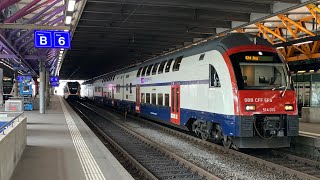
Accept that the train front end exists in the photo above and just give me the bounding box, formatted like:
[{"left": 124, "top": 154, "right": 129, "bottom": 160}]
[
  {"left": 227, "top": 47, "right": 299, "bottom": 148},
  {"left": 65, "top": 82, "right": 80, "bottom": 100}
]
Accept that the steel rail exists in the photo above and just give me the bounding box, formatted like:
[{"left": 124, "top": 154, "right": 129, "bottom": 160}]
[
  {"left": 72, "top": 101, "right": 221, "bottom": 180},
  {"left": 71, "top": 103, "right": 157, "bottom": 180}
]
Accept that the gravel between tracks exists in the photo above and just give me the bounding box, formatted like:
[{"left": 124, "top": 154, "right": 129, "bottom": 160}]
[{"left": 122, "top": 120, "right": 297, "bottom": 180}]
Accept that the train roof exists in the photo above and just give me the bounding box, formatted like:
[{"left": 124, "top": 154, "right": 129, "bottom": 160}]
[{"left": 84, "top": 33, "right": 273, "bottom": 85}]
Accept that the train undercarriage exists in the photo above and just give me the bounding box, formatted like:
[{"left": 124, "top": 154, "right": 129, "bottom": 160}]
[{"left": 191, "top": 115, "right": 297, "bottom": 149}]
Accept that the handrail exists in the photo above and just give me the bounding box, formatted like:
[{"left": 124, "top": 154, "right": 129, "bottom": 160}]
[{"left": 0, "top": 112, "right": 24, "bottom": 135}]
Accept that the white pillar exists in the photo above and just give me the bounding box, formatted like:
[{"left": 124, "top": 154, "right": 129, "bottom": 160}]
[
  {"left": 13, "top": 71, "right": 18, "bottom": 97},
  {"left": 39, "top": 61, "right": 45, "bottom": 114},
  {"left": 45, "top": 71, "right": 50, "bottom": 106}
]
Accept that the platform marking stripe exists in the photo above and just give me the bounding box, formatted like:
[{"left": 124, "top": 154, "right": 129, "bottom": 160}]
[{"left": 59, "top": 97, "right": 106, "bottom": 180}]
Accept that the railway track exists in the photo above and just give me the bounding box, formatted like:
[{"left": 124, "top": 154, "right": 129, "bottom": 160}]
[
  {"left": 81, "top": 101, "right": 320, "bottom": 180},
  {"left": 69, "top": 100, "right": 220, "bottom": 180}
]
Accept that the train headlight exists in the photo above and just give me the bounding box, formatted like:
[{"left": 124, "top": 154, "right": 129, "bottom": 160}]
[
  {"left": 285, "top": 104, "right": 294, "bottom": 111},
  {"left": 245, "top": 104, "right": 256, "bottom": 111}
]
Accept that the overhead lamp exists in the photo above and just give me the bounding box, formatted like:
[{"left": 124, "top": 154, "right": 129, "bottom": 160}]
[
  {"left": 65, "top": 16, "right": 72, "bottom": 24},
  {"left": 293, "top": 41, "right": 313, "bottom": 46},
  {"left": 67, "top": 0, "right": 76, "bottom": 12},
  {"left": 297, "top": 70, "right": 306, "bottom": 73}
]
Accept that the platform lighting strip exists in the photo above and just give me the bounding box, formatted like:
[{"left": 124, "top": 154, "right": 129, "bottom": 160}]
[
  {"left": 56, "top": 0, "right": 76, "bottom": 75},
  {"left": 59, "top": 97, "right": 106, "bottom": 180}
]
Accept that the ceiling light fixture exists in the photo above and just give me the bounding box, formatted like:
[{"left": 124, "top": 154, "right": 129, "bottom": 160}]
[
  {"left": 67, "top": 0, "right": 76, "bottom": 11},
  {"left": 65, "top": 16, "right": 72, "bottom": 24}
]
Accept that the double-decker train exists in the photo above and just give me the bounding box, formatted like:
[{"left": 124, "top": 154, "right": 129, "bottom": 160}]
[
  {"left": 82, "top": 33, "right": 299, "bottom": 149},
  {"left": 63, "top": 81, "right": 80, "bottom": 100}
]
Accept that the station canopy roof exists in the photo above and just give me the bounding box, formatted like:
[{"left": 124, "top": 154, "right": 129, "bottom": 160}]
[{"left": 0, "top": 0, "right": 318, "bottom": 79}]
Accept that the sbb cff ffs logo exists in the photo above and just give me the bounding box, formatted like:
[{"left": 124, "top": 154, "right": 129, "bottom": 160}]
[{"left": 34, "top": 30, "right": 71, "bottom": 49}]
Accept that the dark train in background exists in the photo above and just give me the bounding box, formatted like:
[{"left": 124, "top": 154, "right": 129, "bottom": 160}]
[{"left": 82, "top": 33, "right": 299, "bottom": 149}]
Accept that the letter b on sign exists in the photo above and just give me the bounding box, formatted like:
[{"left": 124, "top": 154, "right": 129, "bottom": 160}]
[
  {"left": 40, "top": 36, "right": 47, "bottom": 45},
  {"left": 34, "top": 31, "right": 52, "bottom": 48}
]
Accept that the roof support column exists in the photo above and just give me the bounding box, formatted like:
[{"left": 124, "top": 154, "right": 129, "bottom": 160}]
[
  {"left": 13, "top": 70, "right": 18, "bottom": 97},
  {"left": 39, "top": 60, "right": 45, "bottom": 114},
  {"left": 46, "top": 70, "right": 50, "bottom": 107}
]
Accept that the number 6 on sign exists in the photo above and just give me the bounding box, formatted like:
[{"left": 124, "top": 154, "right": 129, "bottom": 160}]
[
  {"left": 58, "top": 37, "right": 65, "bottom": 46},
  {"left": 53, "top": 32, "right": 70, "bottom": 48}
]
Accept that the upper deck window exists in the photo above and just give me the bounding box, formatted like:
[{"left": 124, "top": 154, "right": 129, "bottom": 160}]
[
  {"left": 146, "top": 64, "right": 153, "bottom": 76},
  {"left": 141, "top": 66, "right": 148, "bottom": 77},
  {"left": 137, "top": 67, "right": 143, "bottom": 77},
  {"left": 152, "top": 63, "right": 160, "bottom": 75},
  {"left": 158, "top": 60, "right": 167, "bottom": 74},
  {"left": 173, "top": 56, "right": 183, "bottom": 71},
  {"left": 165, "top": 59, "right": 173, "bottom": 73}
]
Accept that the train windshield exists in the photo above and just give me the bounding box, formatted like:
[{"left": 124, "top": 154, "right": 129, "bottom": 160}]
[
  {"left": 230, "top": 51, "right": 291, "bottom": 90},
  {"left": 68, "top": 82, "right": 79, "bottom": 94}
]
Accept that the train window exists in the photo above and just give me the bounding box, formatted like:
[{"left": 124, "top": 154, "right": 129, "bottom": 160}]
[
  {"left": 165, "top": 94, "right": 169, "bottom": 106},
  {"left": 152, "top": 63, "right": 160, "bottom": 75},
  {"left": 199, "top": 54, "right": 205, "bottom": 61},
  {"left": 113, "top": 75, "right": 115, "bottom": 81},
  {"left": 158, "top": 61, "right": 167, "bottom": 74},
  {"left": 137, "top": 67, "right": 143, "bottom": 77},
  {"left": 126, "top": 84, "right": 128, "bottom": 91},
  {"left": 146, "top": 93, "right": 150, "bottom": 104},
  {"left": 158, "top": 93, "right": 163, "bottom": 106},
  {"left": 141, "top": 66, "right": 148, "bottom": 77},
  {"left": 116, "top": 84, "right": 121, "bottom": 93},
  {"left": 141, "top": 93, "right": 145, "bottom": 104},
  {"left": 173, "top": 56, "right": 183, "bottom": 71},
  {"left": 210, "top": 65, "right": 221, "bottom": 88},
  {"left": 126, "top": 94, "right": 128, "bottom": 99},
  {"left": 130, "top": 83, "right": 132, "bottom": 93},
  {"left": 165, "top": 59, "right": 173, "bottom": 73},
  {"left": 146, "top": 64, "right": 153, "bottom": 76},
  {"left": 152, "top": 93, "right": 156, "bottom": 105}
]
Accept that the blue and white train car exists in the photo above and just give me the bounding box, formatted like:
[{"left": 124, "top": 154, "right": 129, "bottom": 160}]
[{"left": 82, "top": 33, "right": 299, "bottom": 149}]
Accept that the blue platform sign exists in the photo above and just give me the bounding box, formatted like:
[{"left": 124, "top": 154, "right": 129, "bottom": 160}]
[
  {"left": 50, "top": 76, "right": 59, "bottom": 83},
  {"left": 34, "top": 30, "right": 70, "bottom": 49},
  {"left": 34, "top": 31, "right": 52, "bottom": 48},
  {"left": 53, "top": 32, "right": 70, "bottom": 48}
]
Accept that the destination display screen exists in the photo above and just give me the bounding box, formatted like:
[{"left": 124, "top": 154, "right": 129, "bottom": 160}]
[{"left": 245, "top": 55, "right": 274, "bottom": 62}]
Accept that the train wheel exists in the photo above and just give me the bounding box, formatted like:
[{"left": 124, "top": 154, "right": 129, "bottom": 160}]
[
  {"left": 222, "top": 136, "right": 232, "bottom": 148},
  {"left": 211, "top": 124, "right": 223, "bottom": 143},
  {"left": 201, "top": 131, "right": 210, "bottom": 141}
]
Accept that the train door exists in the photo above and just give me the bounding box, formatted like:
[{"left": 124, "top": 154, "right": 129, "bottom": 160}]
[
  {"left": 170, "top": 84, "right": 180, "bottom": 125},
  {"left": 136, "top": 85, "right": 140, "bottom": 113}
]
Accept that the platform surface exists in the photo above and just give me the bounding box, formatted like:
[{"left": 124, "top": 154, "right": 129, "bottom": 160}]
[
  {"left": 299, "top": 122, "right": 320, "bottom": 138},
  {"left": 11, "top": 96, "right": 133, "bottom": 180}
]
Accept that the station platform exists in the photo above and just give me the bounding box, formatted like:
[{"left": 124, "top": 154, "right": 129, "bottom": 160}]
[
  {"left": 10, "top": 95, "right": 133, "bottom": 180},
  {"left": 299, "top": 122, "right": 320, "bottom": 138}
]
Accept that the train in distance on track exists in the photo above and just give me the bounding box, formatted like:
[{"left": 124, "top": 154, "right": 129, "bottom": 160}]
[
  {"left": 81, "top": 33, "right": 299, "bottom": 149},
  {"left": 63, "top": 81, "right": 81, "bottom": 100}
]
